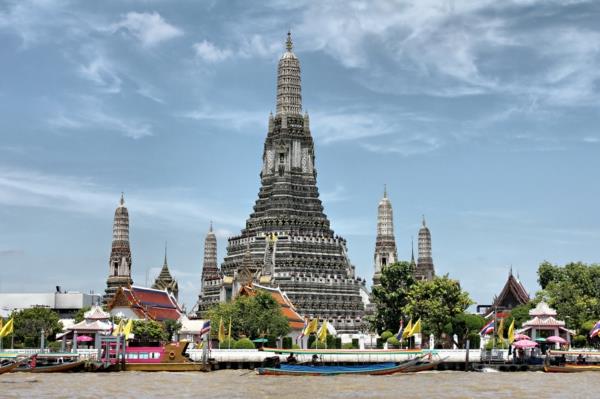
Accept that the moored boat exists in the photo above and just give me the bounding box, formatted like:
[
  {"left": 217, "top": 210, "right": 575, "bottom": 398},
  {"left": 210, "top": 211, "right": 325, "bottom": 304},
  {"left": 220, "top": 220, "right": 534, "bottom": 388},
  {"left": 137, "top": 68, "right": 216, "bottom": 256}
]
[
  {"left": 122, "top": 341, "right": 206, "bottom": 372},
  {"left": 0, "top": 359, "right": 25, "bottom": 375},
  {"left": 544, "top": 350, "right": 600, "bottom": 373},
  {"left": 13, "top": 354, "right": 85, "bottom": 373},
  {"left": 257, "top": 357, "right": 422, "bottom": 376}
]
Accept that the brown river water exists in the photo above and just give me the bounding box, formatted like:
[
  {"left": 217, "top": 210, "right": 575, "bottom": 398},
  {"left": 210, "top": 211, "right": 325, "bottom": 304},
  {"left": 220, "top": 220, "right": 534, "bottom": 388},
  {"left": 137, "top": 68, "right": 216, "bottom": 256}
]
[{"left": 1, "top": 370, "right": 599, "bottom": 399}]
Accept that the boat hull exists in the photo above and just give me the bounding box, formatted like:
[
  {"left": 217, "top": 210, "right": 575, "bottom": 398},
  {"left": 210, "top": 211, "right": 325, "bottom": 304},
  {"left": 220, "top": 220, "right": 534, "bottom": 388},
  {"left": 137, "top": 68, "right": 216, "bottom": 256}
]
[
  {"left": 257, "top": 359, "right": 421, "bottom": 376},
  {"left": 14, "top": 360, "right": 86, "bottom": 373},
  {"left": 0, "top": 362, "right": 21, "bottom": 375},
  {"left": 544, "top": 364, "right": 600, "bottom": 373},
  {"left": 124, "top": 363, "right": 205, "bottom": 372}
]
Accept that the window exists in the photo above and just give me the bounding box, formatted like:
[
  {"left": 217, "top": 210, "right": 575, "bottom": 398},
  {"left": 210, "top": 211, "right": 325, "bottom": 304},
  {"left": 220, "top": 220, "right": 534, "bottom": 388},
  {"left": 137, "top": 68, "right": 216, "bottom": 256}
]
[
  {"left": 139, "top": 353, "right": 149, "bottom": 359},
  {"left": 279, "top": 153, "right": 285, "bottom": 163}
]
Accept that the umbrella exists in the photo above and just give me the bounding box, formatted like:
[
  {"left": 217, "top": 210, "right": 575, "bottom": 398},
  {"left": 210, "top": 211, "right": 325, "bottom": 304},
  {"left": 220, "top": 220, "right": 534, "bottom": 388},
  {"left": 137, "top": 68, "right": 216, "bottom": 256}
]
[
  {"left": 546, "top": 336, "right": 567, "bottom": 344},
  {"left": 252, "top": 338, "right": 268, "bottom": 343},
  {"left": 512, "top": 339, "right": 538, "bottom": 349},
  {"left": 76, "top": 335, "right": 93, "bottom": 342},
  {"left": 514, "top": 334, "right": 530, "bottom": 341},
  {"left": 535, "top": 337, "right": 547, "bottom": 343}
]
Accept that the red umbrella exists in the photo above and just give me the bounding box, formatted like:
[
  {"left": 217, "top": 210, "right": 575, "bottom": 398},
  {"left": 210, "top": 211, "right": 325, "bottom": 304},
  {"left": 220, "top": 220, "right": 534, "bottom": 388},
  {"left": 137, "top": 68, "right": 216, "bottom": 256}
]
[
  {"left": 76, "top": 335, "right": 94, "bottom": 342},
  {"left": 546, "top": 336, "right": 567, "bottom": 344},
  {"left": 512, "top": 339, "right": 538, "bottom": 349},
  {"left": 513, "top": 334, "right": 530, "bottom": 341}
]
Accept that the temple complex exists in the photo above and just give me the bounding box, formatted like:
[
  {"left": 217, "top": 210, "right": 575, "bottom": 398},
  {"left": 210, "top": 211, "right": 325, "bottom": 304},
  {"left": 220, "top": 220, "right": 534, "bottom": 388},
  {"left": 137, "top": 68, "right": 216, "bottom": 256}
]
[
  {"left": 415, "top": 216, "right": 435, "bottom": 281},
  {"left": 108, "top": 285, "right": 183, "bottom": 321},
  {"left": 104, "top": 194, "right": 133, "bottom": 303},
  {"left": 199, "top": 33, "right": 366, "bottom": 333},
  {"left": 372, "top": 185, "right": 398, "bottom": 287},
  {"left": 196, "top": 223, "right": 221, "bottom": 318},
  {"left": 152, "top": 243, "right": 179, "bottom": 300}
]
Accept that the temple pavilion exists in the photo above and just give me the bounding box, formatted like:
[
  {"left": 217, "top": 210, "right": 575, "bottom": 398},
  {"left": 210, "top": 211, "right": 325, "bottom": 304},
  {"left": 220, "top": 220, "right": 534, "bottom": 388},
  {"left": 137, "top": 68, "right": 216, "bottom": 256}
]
[{"left": 518, "top": 302, "right": 575, "bottom": 346}]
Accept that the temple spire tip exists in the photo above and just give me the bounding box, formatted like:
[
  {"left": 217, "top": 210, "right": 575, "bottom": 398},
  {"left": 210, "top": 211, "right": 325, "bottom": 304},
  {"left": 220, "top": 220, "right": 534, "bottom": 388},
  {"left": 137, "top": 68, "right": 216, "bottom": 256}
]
[{"left": 286, "top": 30, "right": 293, "bottom": 51}]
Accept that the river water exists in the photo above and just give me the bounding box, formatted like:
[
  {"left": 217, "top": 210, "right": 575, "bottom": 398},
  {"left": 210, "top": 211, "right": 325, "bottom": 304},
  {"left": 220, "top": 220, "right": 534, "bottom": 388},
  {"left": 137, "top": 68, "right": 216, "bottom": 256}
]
[{"left": 1, "top": 370, "right": 598, "bottom": 398}]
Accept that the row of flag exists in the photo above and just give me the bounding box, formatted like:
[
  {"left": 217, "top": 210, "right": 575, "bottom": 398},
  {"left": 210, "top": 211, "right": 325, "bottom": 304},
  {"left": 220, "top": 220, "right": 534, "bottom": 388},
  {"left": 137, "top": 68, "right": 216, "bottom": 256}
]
[
  {"left": 395, "top": 318, "right": 422, "bottom": 340},
  {"left": 590, "top": 320, "right": 600, "bottom": 338},
  {"left": 479, "top": 318, "right": 516, "bottom": 343},
  {"left": 300, "top": 318, "right": 330, "bottom": 343},
  {"left": 0, "top": 318, "right": 14, "bottom": 338},
  {"left": 112, "top": 319, "right": 133, "bottom": 339}
]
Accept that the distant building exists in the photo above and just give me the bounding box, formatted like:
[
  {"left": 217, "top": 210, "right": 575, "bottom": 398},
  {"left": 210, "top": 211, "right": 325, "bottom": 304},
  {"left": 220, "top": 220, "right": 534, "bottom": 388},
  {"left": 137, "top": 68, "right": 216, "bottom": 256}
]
[
  {"left": 107, "top": 286, "right": 182, "bottom": 321},
  {"left": 518, "top": 302, "right": 575, "bottom": 346},
  {"left": 415, "top": 216, "right": 435, "bottom": 281},
  {"left": 104, "top": 194, "right": 133, "bottom": 303},
  {"left": 372, "top": 185, "right": 398, "bottom": 287},
  {"left": 0, "top": 291, "right": 101, "bottom": 319},
  {"left": 477, "top": 269, "right": 530, "bottom": 315},
  {"left": 152, "top": 244, "right": 179, "bottom": 300}
]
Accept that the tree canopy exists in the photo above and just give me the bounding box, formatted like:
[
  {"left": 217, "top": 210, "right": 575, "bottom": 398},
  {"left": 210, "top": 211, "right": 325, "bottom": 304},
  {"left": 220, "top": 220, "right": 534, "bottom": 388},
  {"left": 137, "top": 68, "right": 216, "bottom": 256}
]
[
  {"left": 132, "top": 320, "right": 168, "bottom": 342},
  {"left": 370, "top": 261, "right": 416, "bottom": 333},
  {"left": 207, "top": 291, "right": 290, "bottom": 339},
  {"left": 11, "top": 307, "right": 63, "bottom": 347},
  {"left": 404, "top": 275, "right": 473, "bottom": 339},
  {"left": 536, "top": 261, "right": 600, "bottom": 331}
]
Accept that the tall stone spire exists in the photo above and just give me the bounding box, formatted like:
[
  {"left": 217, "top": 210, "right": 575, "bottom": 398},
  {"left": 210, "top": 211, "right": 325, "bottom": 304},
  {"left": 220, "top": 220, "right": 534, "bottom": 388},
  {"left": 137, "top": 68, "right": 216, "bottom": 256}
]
[
  {"left": 373, "top": 185, "right": 398, "bottom": 287},
  {"left": 216, "top": 33, "right": 365, "bottom": 333},
  {"left": 104, "top": 193, "right": 133, "bottom": 303},
  {"left": 196, "top": 222, "right": 221, "bottom": 318},
  {"left": 416, "top": 215, "right": 435, "bottom": 281},
  {"left": 152, "top": 242, "right": 179, "bottom": 300},
  {"left": 276, "top": 31, "right": 302, "bottom": 116}
]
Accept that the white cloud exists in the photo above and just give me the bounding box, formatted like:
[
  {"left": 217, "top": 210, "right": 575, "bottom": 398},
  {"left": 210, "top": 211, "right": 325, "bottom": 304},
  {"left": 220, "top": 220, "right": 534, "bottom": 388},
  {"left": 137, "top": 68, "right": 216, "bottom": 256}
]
[
  {"left": 362, "top": 135, "right": 442, "bottom": 156},
  {"left": 180, "top": 106, "right": 266, "bottom": 132},
  {"left": 111, "top": 12, "right": 183, "bottom": 47},
  {"left": 78, "top": 55, "right": 122, "bottom": 94},
  {"left": 193, "top": 40, "right": 232, "bottom": 62}
]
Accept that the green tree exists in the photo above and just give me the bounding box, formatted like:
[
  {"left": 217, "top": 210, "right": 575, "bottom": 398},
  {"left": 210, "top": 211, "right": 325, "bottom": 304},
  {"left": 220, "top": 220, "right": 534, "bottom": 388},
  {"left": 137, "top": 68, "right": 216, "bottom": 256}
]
[
  {"left": 132, "top": 320, "right": 168, "bottom": 342},
  {"left": 73, "top": 306, "right": 91, "bottom": 324},
  {"left": 403, "top": 275, "right": 473, "bottom": 342},
  {"left": 163, "top": 319, "right": 182, "bottom": 341},
  {"left": 505, "top": 302, "right": 534, "bottom": 329},
  {"left": 207, "top": 291, "right": 290, "bottom": 340},
  {"left": 11, "top": 307, "right": 63, "bottom": 347},
  {"left": 371, "top": 261, "right": 417, "bottom": 333},
  {"left": 535, "top": 261, "right": 600, "bottom": 332},
  {"left": 451, "top": 313, "right": 486, "bottom": 348}
]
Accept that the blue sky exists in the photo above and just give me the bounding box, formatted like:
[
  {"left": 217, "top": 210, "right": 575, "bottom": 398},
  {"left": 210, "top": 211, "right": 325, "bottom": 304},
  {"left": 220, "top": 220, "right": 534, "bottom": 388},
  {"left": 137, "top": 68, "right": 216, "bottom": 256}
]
[{"left": 1, "top": 0, "right": 599, "bottom": 311}]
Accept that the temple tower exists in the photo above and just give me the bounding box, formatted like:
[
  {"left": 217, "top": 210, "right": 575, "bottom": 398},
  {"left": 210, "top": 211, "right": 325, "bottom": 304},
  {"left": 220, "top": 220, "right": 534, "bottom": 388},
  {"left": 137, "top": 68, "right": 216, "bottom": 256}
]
[
  {"left": 416, "top": 216, "right": 435, "bottom": 281},
  {"left": 152, "top": 243, "right": 179, "bottom": 300},
  {"left": 104, "top": 193, "right": 133, "bottom": 303},
  {"left": 218, "top": 32, "right": 365, "bottom": 333},
  {"left": 196, "top": 223, "right": 221, "bottom": 317},
  {"left": 372, "top": 185, "right": 398, "bottom": 287}
]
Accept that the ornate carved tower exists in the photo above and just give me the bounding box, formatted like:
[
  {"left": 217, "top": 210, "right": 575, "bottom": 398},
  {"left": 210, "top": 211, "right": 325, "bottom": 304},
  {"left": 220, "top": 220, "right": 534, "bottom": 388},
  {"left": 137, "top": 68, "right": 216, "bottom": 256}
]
[
  {"left": 104, "top": 193, "right": 133, "bottom": 303},
  {"left": 416, "top": 216, "right": 435, "bottom": 281},
  {"left": 372, "top": 185, "right": 398, "bottom": 287},
  {"left": 219, "top": 33, "right": 365, "bottom": 332},
  {"left": 196, "top": 223, "right": 221, "bottom": 317}
]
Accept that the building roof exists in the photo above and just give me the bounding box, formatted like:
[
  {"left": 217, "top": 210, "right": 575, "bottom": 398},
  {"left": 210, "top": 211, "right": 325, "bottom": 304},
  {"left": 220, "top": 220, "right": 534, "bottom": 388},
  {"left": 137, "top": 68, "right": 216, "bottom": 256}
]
[
  {"left": 529, "top": 301, "right": 557, "bottom": 316},
  {"left": 239, "top": 283, "right": 305, "bottom": 330},
  {"left": 84, "top": 305, "right": 110, "bottom": 320},
  {"left": 108, "top": 285, "right": 182, "bottom": 321},
  {"left": 493, "top": 271, "right": 530, "bottom": 309}
]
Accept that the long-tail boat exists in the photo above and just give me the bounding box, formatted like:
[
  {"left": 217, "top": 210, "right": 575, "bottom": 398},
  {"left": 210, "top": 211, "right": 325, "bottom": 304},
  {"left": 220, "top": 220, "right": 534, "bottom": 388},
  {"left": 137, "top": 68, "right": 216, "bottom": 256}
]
[
  {"left": 544, "top": 350, "right": 600, "bottom": 373},
  {"left": 257, "top": 357, "right": 423, "bottom": 376},
  {"left": 13, "top": 354, "right": 85, "bottom": 373},
  {"left": 0, "top": 359, "right": 26, "bottom": 375}
]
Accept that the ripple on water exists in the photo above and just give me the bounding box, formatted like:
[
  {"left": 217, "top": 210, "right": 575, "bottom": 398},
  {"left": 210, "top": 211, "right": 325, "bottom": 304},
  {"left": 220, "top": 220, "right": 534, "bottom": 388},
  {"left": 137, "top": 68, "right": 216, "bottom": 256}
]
[{"left": 1, "top": 370, "right": 600, "bottom": 399}]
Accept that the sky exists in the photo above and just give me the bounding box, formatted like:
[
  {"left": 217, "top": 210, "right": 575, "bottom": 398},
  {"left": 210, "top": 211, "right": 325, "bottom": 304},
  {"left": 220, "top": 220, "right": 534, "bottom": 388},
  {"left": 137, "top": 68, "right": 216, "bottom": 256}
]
[{"left": 1, "top": 0, "right": 599, "bottom": 312}]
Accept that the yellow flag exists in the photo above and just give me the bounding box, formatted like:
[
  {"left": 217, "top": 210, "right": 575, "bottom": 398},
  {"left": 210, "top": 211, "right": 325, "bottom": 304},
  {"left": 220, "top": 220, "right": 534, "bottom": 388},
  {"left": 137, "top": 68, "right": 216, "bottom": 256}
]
[
  {"left": 112, "top": 320, "right": 123, "bottom": 336},
  {"left": 497, "top": 318, "right": 505, "bottom": 344},
  {"left": 0, "top": 318, "right": 13, "bottom": 337},
  {"left": 218, "top": 318, "right": 226, "bottom": 343},
  {"left": 317, "top": 321, "right": 328, "bottom": 343},
  {"left": 122, "top": 319, "right": 133, "bottom": 339},
  {"left": 508, "top": 319, "right": 515, "bottom": 344},
  {"left": 402, "top": 319, "right": 413, "bottom": 339},
  {"left": 304, "top": 318, "right": 318, "bottom": 335},
  {"left": 0, "top": 318, "right": 3, "bottom": 333},
  {"left": 410, "top": 319, "right": 422, "bottom": 336},
  {"left": 228, "top": 317, "right": 232, "bottom": 340}
]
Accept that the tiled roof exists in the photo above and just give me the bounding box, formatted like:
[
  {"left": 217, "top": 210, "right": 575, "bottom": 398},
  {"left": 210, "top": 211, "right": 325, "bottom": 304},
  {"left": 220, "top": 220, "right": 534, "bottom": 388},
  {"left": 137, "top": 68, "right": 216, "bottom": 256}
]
[
  {"left": 529, "top": 301, "right": 557, "bottom": 316},
  {"left": 493, "top": 272, "right": 529, "bottom": 308},
  {"left": 523, "top": 316, "right": 565, "bottom": 327},
  {"left": 239, "top": 283, "right": 305, "bottom": 330},
  {"left": 109, "top": 285, "right": 182, "bottom": 321}
]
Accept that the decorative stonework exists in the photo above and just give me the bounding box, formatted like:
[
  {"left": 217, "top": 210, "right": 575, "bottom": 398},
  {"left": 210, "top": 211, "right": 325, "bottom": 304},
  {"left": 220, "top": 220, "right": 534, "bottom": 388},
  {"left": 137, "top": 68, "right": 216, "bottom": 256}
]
[
  {"left": 372, "top": 185, "right": 398, "bottom": 287},
  {"left": 104, "top": 193, "right": 133, "bottom": 303},
  {"left": 415, "top": 216, "right": 435, "bottom": 281},
  {"left": 196, "top": 223, "right": 221, "bottom": 318},
  {"left": 218, "top": 33, "right": 366, "bottom": 333},
  {"left": 152, "top": 243, "right": 179, "bottom": 300}
]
